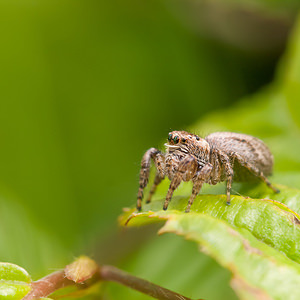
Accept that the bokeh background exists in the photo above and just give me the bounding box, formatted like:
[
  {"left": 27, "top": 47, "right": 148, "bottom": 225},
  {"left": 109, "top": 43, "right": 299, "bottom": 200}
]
[{"left": 1, "top": 0, "right": 300, "bottom": 299}]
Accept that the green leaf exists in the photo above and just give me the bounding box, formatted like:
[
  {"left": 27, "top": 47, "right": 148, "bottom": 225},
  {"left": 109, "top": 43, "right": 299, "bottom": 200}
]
[
  {"left": 122, "top": 183, "right": 300, "bottom": 261},
  {"left": 121, "top": 192, "right": 300, "bottom": 299},
  {"left": 239, "top": 182, "right": 300, "bottom": 215},
  {"left": 0, "top": 262, "right": 32, "bottom": 300}
]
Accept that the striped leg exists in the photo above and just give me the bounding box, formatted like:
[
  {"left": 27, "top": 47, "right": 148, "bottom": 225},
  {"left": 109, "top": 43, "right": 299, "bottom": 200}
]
[
  {"left": 163, "top": 155, "right": 197, "bottom": 211},
  {"left": 137, "top": 148, "right": 164, "bottom": 211},
  {"left": 146, "top": 172, "right": 164, "bottom": 204},
  {"left": 185, "top": 163, "right": 213, "bottom": 212}
]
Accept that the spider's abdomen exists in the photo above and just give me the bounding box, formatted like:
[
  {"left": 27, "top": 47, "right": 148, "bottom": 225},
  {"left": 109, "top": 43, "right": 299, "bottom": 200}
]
[{"left": 205, "top": 132, "right": 273, "bottom": 181}]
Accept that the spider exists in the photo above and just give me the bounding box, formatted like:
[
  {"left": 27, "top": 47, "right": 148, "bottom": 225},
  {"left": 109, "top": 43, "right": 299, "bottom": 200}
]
[{"left": 136, "top": 131, "right": 279, "bottom": 213}]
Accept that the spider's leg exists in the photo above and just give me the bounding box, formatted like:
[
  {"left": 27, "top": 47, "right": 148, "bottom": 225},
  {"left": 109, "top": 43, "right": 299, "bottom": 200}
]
[
  {"left": 185, "top": 163, "right": 212, "bottom": 213},
  {"left": 146, "top": 172, "right": 164, "bottom": 204},
  {"left": 163, "top": 155, "right": 197, "bottom": 211},
  {"left": 146, "top": 151, "right": 165, "bottom": 204},
  {"left": 209, "top": 149, "right": 221, "bottom": 185},
  {"left": 231, "top": 152, "right": 280, "bottom": 194},
  {"left": 218, "top": 151, "right": 234, "bottom": 205},
  {"left": 137, "top": 148, "right": 164, "bottom": 211}
]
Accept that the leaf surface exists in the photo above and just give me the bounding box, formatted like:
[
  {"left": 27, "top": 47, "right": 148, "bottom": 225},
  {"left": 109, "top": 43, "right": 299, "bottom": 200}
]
[
  {"left": 0, "top": 262, "right": 32, "bottom": 300},
  {"left": 121, "top": 191, "right": 300, "bottom": 299}
]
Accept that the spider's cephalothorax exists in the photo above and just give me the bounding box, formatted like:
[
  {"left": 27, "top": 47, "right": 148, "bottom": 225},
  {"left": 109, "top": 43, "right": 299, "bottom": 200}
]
[{"left": 136, "top": 131, "right": 279, "bottom": 213}]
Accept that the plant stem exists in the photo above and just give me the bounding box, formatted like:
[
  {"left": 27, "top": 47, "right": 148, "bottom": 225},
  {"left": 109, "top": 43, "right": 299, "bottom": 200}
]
[
  {"left": 22, "top": 263, "right": 200, "bottom": 300},
  {"left": 23, "top": 270, "right": 74, "bottom": 300},
  {"left": 99, "top": 265, "right": 198, "bottom": 300}
]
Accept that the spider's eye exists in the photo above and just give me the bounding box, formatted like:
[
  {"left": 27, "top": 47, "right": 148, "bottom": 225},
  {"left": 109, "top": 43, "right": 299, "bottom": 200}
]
[
  {"left": 182, "top": 138, "right": 186, "bottom": 143},
  {"left": 168, "top": 133, "right": 172, "bottom": 142},
  {"left": 173, "top": 136, "right": 179, "bottom": 144}
]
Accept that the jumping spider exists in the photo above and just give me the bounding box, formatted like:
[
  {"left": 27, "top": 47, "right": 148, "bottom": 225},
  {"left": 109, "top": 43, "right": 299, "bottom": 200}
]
[{"left": 137, "top": 131, "right": 279, "bottom": 213}]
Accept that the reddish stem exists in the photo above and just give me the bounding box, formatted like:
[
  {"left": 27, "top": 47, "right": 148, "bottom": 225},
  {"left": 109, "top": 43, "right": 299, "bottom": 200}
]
[
  {"left": 22, "top": 264, "right": 201, "bottom": 300},
  {"left": 23, "top": 271, "right": 74, "bottom": 300},
  {"left": 99, "top": 265, "right": 198, "bottom": 300}
]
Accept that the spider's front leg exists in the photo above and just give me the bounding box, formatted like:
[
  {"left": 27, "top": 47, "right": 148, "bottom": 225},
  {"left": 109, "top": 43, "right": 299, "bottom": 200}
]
[
  {"left": 137, "top": 148, "right": 165, "bottom": 211},
  {"left": 163, "top": 155, "right": 197, "bottom": 211},
  {"left": 146, "top": 172, "right": 164, "bottom": 204},
  {"left": 185, "top": 163, "right": 213, "bottom": 213}
]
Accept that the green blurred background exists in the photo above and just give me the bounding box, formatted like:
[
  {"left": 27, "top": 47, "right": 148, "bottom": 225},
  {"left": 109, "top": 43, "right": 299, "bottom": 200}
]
[{"left": 0, "top": 0, "right": 300, "bottom": 298}]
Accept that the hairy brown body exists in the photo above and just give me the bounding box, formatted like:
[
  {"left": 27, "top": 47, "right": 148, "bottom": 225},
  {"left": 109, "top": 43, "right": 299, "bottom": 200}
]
[{"left": 137, "top": 131, "right": 279, "bottom": 213}]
